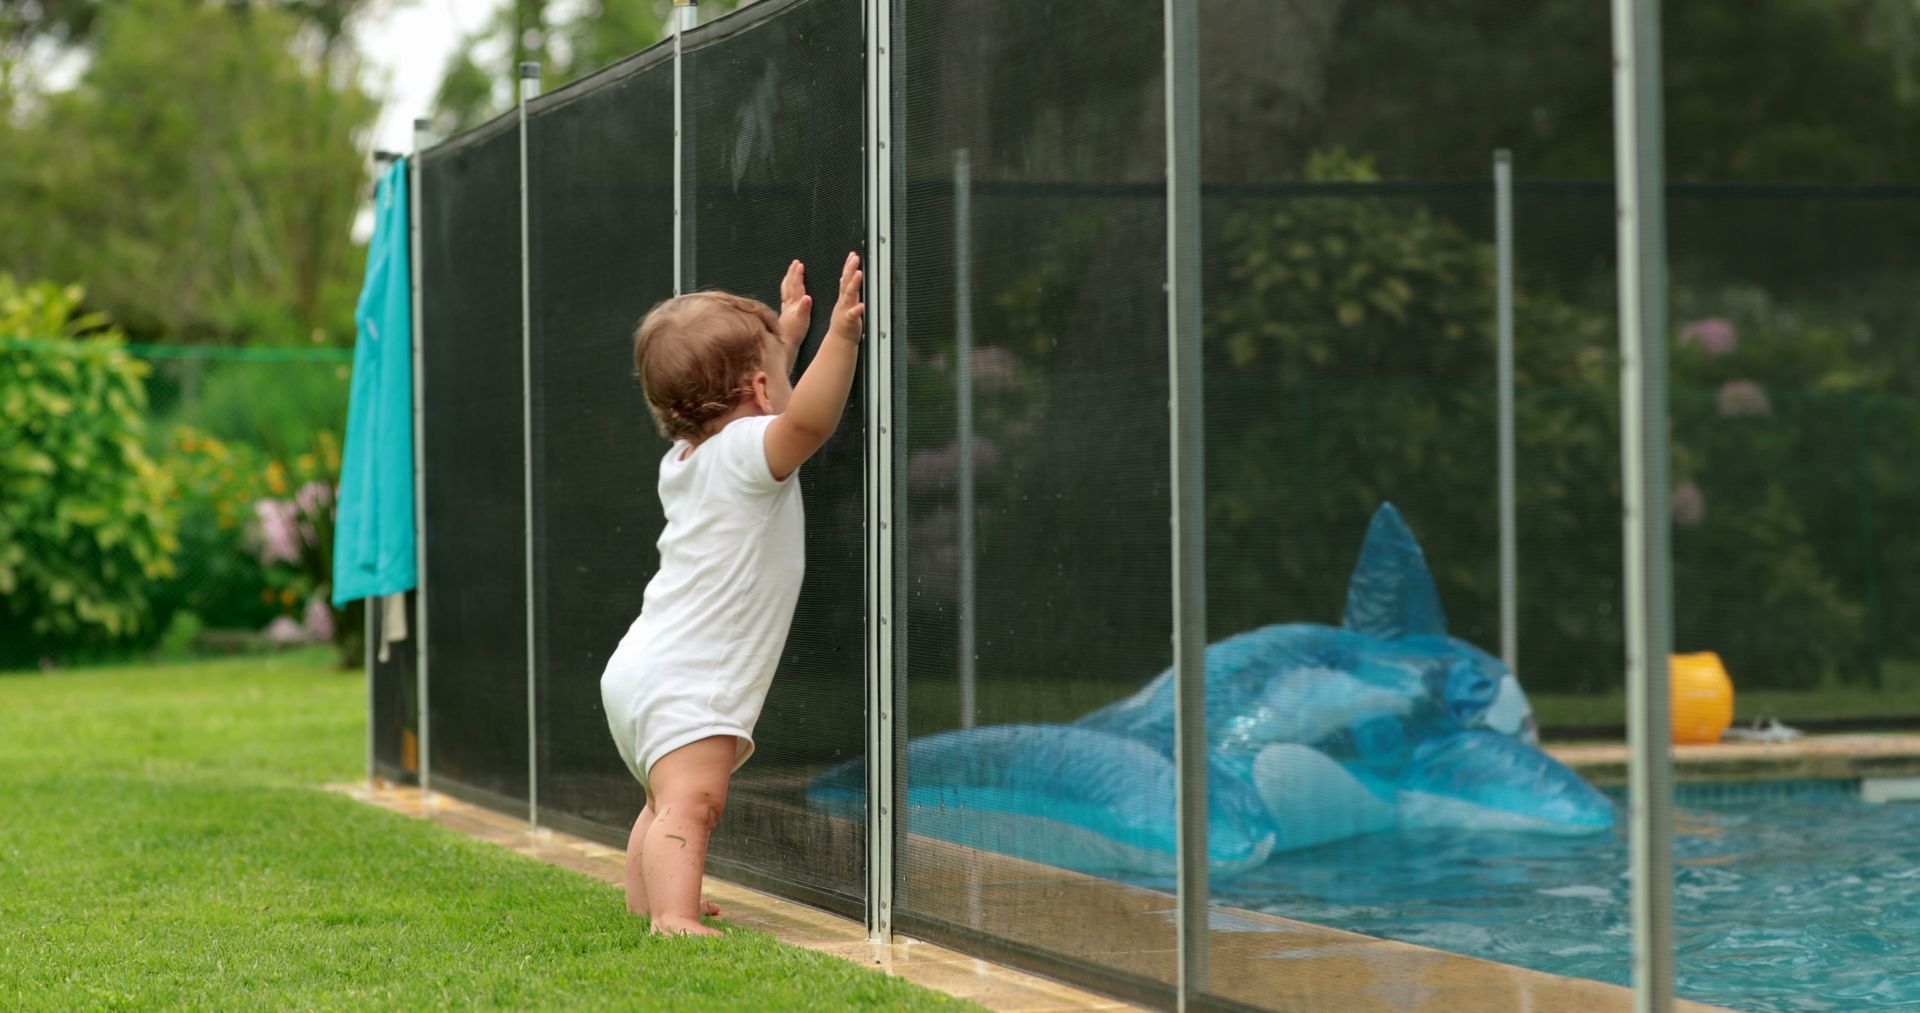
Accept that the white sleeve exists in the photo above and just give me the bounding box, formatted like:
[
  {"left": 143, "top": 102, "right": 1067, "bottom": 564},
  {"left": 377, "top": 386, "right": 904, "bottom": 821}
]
[{"left": 716, "top": 415, "right": 788, "bottom": 495}]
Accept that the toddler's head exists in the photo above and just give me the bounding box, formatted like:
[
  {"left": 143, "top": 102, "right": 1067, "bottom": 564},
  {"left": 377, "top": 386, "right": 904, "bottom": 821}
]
[{"left": 632, "top": 291, "right": 792, "bottom": 443}]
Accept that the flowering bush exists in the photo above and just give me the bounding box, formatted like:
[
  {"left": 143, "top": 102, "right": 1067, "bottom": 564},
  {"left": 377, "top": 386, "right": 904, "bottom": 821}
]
[
  {"left": 154, "top": 425, "right": 357, "bottom": 663},
  {"left": 250, "top": 431, "right": 356, "bottom": 663}
]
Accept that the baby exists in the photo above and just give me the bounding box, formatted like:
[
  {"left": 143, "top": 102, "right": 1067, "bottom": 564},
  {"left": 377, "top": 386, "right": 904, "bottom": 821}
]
[{"left": 600, "top": 253, "right": 865, "bottom": 936}]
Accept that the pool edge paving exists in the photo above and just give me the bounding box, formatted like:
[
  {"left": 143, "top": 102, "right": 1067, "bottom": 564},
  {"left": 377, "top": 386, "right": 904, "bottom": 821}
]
[
  {"left": 1550, "top": 734, "right": 1920, "bottom": 788},
  {"left": 332, "top": 781, "right": 1721, "bottom": 1011}
]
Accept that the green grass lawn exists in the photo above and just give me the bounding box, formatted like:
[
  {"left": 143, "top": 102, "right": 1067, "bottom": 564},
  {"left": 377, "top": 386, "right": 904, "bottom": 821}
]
[{"left": 0, "top": 652, "right": 968, "bottom": 1010}]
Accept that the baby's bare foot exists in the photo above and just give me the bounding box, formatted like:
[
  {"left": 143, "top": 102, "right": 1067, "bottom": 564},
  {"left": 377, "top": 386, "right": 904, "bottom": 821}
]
[
  {"left": 632, "top": 900, "right": 719, "bottom": 919},
  {"left": 651, "top": 915, "right": 722, "bottom": 937}
]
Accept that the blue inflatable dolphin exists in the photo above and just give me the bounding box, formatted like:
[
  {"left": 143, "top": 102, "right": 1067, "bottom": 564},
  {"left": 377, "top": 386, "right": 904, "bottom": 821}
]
[{"left": 808, "top": 504, "right": 1614, "bottom": 879}]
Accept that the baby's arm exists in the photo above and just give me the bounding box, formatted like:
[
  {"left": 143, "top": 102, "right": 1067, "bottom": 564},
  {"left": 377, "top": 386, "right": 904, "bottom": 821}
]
[{"left": 765, "top": 252, "right": 864, "bottom": 481}]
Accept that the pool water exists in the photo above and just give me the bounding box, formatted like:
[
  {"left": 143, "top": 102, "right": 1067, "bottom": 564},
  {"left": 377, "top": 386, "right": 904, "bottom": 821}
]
[{"left": 1209, "top": 784, "right": 1920, "bottom": 1011}]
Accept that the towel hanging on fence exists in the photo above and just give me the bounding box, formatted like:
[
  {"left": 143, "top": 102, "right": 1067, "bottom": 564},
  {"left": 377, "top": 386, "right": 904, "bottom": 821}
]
[{"left": 333, "top": 158, "right": 417, "bottom": 605}]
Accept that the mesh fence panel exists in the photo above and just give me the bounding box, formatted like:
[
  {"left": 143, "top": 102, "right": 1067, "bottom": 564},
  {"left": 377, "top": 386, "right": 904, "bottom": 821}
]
[
  {"left": 1666, "top": 185, "right": 1920, "bottom": 1005},
  {"left": 681, "top": 0, "right": 867, "bottom": 912},
  {"left": 525, "top": 49, "right": 677, "bottom": 842},
  {"left": 1196, "top": 3, "right": 1629, "bottom": 1006},
  {"left": 1666, "top": 187, "right": 1920, "bottom": 712},
  {"left": 420, "top": 117, "right": 530, "bottom": 811},
  {"left": 370, "top": 591, "right": 418, "bottom": 782},
  {"left": 890, "top": 0, "right": 1175, "bottom": 997}
]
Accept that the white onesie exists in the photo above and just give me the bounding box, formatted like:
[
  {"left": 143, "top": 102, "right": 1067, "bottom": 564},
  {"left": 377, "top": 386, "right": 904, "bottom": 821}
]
[{"left": 600, "top": 414, "right": 805, "bottom": 793}]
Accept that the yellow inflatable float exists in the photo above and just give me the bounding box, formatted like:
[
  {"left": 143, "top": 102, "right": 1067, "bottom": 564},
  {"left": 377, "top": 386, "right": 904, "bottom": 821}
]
[{"left": 1670, "top": 652, "right": 1735, "bottom": 745}]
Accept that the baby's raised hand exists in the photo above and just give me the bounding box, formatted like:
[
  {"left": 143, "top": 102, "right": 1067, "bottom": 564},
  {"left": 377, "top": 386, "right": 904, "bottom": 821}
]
[
  {"left": 827, "top": 252, "right": 865, "bottom": 344},
  {"left": 777, "top": 259, "right": 812, "bottom": 352}
]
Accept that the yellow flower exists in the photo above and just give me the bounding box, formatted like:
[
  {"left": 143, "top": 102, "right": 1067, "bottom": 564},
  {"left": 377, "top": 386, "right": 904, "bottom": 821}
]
[
  {"left": 260, "top": 590, "right": 275, "bottom": 603},
  {"left": 280, "top": 588, "right": 297, "bottom": 606}
]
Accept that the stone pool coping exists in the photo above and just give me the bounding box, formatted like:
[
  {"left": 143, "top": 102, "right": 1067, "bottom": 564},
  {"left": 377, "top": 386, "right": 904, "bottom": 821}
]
[
  {"left": 336, "top": 780, "right": 1716, "bottom": 1011},
  {"left": 1548, "top": 733, "right": 1920, "bottom": 788}
]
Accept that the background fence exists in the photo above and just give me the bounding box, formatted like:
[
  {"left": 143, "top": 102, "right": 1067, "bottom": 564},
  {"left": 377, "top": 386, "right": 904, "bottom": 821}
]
[{"left": 361, "top": 0, "right": 1919, "bottom": 1007}]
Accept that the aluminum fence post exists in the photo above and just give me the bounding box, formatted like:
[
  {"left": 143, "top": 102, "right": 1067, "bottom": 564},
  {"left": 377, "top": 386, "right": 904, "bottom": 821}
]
[
  {"left": 520, "top": 61, "right": 542, "bottom": 831},
  {"left": 864, "top": 0, "right": 898, "bottom": 944},
  {"left": 1165, "top": 0, "right": 1208, "bottom": 1005},
  {"left": 1610, "top": 0, "right": 1677, "bottom": 1007}
]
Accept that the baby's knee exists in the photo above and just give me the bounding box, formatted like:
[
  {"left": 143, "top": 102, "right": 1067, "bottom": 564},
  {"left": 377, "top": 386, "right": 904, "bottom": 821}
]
[{"left": 661, "top": 790, "right": 726, "bottom": 829}]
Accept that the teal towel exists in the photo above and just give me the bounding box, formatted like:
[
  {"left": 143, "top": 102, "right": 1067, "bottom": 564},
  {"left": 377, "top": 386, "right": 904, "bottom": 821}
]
[{"left": 333, "top": 158, "right": 417, "bottom": 605}]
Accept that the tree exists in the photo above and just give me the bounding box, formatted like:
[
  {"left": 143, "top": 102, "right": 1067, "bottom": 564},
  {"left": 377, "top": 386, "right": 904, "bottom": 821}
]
[
  {"left": 431, "top": 0, "right": 741, "bottom": 134},
  {"left": 1313, "top": 0, "right": 1920, "bottom": 182},
  {"left": 0, "top": 0, "right": 376, "bottom": 343}
]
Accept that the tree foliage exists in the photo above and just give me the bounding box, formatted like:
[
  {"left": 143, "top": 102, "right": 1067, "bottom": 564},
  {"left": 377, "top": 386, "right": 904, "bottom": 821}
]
[
  {"left": 0, "top": 0, "right": 375, "bottom": 344},
  {"left": 1315, "top": 0, "right": 1920, "bottom": 181},
  {"left": 432, "top": 0, "right": 742, "bottom": 134}
]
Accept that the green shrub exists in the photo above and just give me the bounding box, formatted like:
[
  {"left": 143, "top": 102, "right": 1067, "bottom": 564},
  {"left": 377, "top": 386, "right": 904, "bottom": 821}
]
[
  {"left": 168, "top": 355, "right": 350, "bottom": 460},
  {"left": 0, "top": 277, "right": 177, "bottom": 662},
  {"left": 157, "top": 610, "right": 206, "bottom": 659}
]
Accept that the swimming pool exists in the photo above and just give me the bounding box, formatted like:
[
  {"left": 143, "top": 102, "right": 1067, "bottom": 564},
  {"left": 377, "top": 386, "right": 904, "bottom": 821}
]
[{"left": 1206, "top": 782, "right": 1920, "bottom": 1011}]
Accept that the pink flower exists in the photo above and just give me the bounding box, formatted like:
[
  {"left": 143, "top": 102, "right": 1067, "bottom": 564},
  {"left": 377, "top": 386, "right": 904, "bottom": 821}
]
[
  {"left": 908, "top": 439, "right": 1002, "bottom": 493},
  {"left": 1671, "top": 481, "right": 1705, "bottom": 527},
  {"left": 296, "top": 481, "right": 333, "bottom": 518},
  {"left": 252, "top": 499, "right": 302, "bottom": 564},
  {"left": 263, "top": 615, "right": 307, "bottom": 643},
  {"left": 1679, "top": 318, "right": 1737, "bottom": 357},
  {"left": 303, "top": 597, "right": 334, "bottom": 641},
  {"left": 1716, "top": 379, "right": 1772, "bottom": 418},
  {"left": 970, "top": 346, "right": 1021, "bottom": 392}
]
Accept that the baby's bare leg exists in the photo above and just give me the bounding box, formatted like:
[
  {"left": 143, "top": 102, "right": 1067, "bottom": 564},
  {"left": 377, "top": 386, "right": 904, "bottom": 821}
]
[
  {"left": 643, "top": 736, "right": 737, "bottom": 936},
  {"left": 625, "top": 801, "right": 721, "bottom": 920},
  {"left": 624, "top": 803, "right": 655, "bottom": 916}
]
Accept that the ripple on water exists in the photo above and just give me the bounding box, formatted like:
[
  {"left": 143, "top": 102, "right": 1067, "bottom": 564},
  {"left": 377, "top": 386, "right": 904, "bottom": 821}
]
[{"left": 1201, "top": 794, "right": 1920, "bottom": 1010}]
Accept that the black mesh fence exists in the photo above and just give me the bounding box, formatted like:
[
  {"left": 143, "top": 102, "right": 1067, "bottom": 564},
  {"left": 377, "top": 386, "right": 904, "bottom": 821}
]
[
  {"left": 370, "top": 591, "right": 418, "bottom": 783},
  {"left": 680, "top": 0, "right": 868, "bottom": 914},
  {"left": 420, "top": 115, "right": 530, "bottom": 812},
  {"left": 1190, "top": 2, "right": 1630, "bottom": 1006},
  {"left": 524, "top": 50, "right": 676, "bottom": 846},
  {"left": 889, "top": 0, "right": 1175, "bottom": 997},
  {"left": 1666, "top": 186, "right": 1920, "bottom": 711}
]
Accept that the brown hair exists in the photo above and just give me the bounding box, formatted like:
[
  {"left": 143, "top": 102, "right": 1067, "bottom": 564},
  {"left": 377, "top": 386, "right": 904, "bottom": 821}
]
[{"left": 631, "top": 291, "right": 779, "bottom": 442}]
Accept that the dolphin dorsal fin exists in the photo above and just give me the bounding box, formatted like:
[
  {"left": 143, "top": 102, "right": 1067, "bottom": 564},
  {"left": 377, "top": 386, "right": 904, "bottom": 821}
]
[{"left": 1342, "top": 503, "right": 1448, "bottom": 639}]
